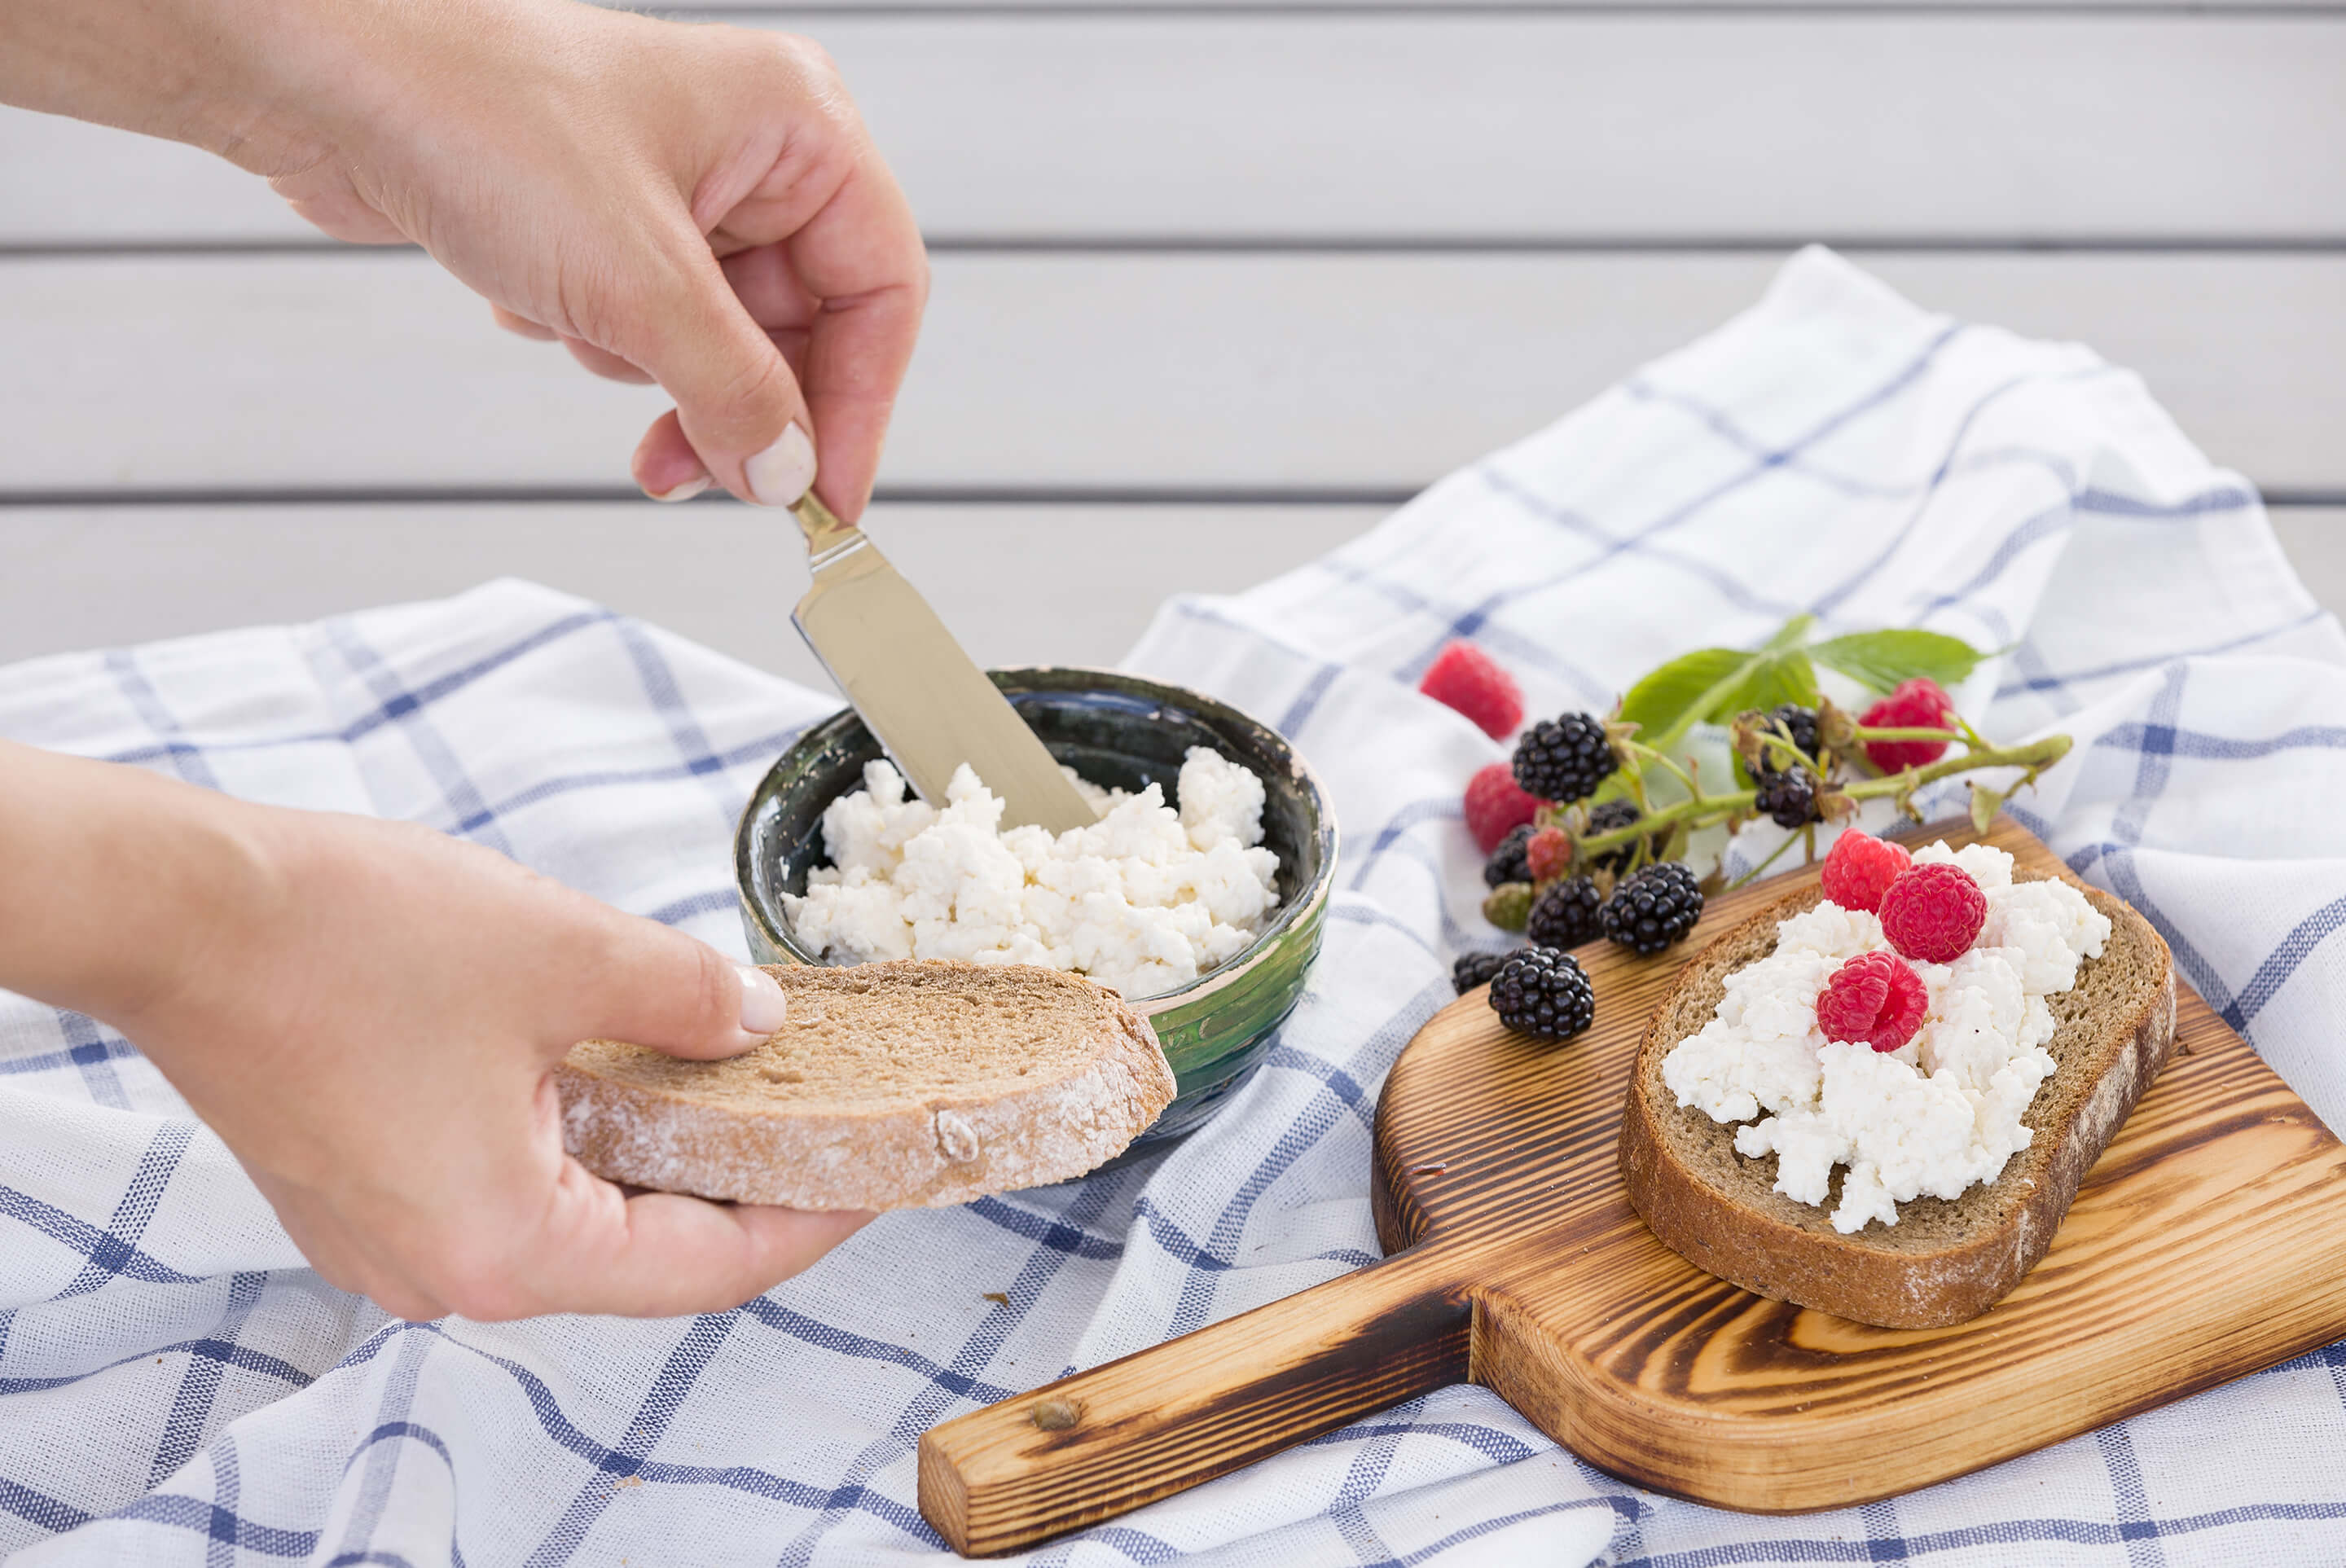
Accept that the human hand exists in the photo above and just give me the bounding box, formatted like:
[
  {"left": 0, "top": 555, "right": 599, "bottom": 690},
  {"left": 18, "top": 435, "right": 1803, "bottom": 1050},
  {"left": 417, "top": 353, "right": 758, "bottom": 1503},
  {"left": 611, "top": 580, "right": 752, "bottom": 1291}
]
[
  {"left": 0, "top": 0, "right": 925, "bottom": 515},
  {"left": 282, "top": 0, "right": 926, "bottom": 515},
  {"left": 0, "top": 741, "right": 864, "bottom": 1321}
]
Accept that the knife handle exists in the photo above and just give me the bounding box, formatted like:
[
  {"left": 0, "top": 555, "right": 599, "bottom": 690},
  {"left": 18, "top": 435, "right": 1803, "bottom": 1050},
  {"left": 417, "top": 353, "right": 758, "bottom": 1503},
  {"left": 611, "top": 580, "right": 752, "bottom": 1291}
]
[{"left": 793, "top": 490, "right": 864, "bottom": 565}]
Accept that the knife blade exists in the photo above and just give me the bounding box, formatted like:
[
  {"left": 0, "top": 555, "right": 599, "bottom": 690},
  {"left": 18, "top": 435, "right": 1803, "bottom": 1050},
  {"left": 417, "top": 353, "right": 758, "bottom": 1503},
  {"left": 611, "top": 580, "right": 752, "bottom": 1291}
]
[{"left": 789, "top": 491, "right": 1099, "bottom": 835}]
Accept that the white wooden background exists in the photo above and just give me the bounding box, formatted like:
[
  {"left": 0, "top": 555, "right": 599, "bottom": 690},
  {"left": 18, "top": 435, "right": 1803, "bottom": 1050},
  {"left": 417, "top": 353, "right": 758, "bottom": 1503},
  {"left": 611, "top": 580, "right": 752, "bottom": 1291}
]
[{"left": 3, "top": 3, "right": 2341, "bottom": 692}]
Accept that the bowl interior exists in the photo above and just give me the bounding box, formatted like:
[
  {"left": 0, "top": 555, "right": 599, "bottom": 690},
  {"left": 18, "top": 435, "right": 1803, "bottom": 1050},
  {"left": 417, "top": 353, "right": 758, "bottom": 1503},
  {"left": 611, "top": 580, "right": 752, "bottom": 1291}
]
[{"left": 737, "top": 667, "right": 1330, "bottom": 987}]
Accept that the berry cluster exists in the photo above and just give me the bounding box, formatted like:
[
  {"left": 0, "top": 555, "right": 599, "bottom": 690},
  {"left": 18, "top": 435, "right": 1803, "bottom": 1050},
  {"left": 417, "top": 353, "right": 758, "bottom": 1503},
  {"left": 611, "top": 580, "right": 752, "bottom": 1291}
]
[
  {"left": 1750, "top": 701, "right": 1824, "bottom": 830},
  {"left": 1452, "top": 950, "right": 1513, "bottom": 994},
  {"left": 1512, "top": 712, "right": 1618, "bottom": 806},
  {"left": 1601, "top": 862, "right": 1706, "bottom": 955},
  {"left": 1487, "top": 947, "right": 1597, "bottom": 1040}
]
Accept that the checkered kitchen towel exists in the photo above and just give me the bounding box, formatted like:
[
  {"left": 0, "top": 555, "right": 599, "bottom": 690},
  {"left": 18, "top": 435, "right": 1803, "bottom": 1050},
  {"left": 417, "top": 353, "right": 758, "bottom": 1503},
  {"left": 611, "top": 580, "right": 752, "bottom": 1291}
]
[{"left": 5, "top": 247, "right": 2344, "bottom": 1566}]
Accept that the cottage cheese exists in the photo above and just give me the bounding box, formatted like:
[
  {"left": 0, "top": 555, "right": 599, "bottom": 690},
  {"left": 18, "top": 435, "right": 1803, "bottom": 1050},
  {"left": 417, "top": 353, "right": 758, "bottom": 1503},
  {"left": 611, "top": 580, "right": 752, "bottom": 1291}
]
[
  {"left": 780, "top": 749, "right": 1281, "bottom": 1000},
  {"left": 1659, "top": 841, "right": 2112, "bottom": 1233}
]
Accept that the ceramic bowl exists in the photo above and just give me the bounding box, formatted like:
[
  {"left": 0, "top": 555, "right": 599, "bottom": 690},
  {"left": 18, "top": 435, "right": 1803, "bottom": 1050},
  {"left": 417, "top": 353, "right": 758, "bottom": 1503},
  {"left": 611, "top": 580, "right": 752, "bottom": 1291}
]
[{"left": 733, "top": 667, "right": 1338, "bottom": 1150}]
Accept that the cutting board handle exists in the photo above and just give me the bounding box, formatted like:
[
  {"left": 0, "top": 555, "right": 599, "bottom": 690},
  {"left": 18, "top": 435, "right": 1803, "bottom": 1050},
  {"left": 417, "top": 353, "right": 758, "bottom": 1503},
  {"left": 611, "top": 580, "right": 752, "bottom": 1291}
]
[{"left": 916, "top": 1245, "right": 1469, "bottom": 1556}]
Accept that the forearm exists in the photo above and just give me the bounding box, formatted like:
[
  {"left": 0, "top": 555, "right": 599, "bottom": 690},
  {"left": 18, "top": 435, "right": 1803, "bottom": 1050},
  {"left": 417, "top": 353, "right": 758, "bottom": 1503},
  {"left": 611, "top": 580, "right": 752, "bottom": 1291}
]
[{"left": 0, "top": 738, "right": 274, "bottom": 1026}]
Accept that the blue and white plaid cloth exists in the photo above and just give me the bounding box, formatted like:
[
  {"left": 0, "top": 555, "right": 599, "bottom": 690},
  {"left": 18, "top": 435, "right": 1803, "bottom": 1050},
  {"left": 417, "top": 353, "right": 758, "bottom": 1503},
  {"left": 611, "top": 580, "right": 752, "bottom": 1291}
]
[{"left": 5, "top": 247, "right": 2344, "bottom": 1566}]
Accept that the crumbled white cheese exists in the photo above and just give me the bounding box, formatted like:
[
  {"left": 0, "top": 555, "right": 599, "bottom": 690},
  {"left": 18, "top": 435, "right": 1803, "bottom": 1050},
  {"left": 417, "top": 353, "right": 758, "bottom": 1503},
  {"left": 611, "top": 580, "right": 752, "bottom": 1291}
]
[
  {"left": 1659, "top": 841, "right": 2112, "bottom": 1233},
  {"left": 781, "top": 749, "right": 1281, "bottom": 1000}
]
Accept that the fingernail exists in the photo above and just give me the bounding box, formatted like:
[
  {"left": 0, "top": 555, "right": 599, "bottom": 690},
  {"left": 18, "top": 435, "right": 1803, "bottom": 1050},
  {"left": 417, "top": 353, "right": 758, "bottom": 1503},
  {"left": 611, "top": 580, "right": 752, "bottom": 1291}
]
[
  {"left": 649, "top": 473, "right": 711, "bottom": 503},
  {"left": 745, "top": 422, "right": 816, "bottom": 508},
  {"left": 737, "top": 964, "right": 789, "bottom": 1039}
]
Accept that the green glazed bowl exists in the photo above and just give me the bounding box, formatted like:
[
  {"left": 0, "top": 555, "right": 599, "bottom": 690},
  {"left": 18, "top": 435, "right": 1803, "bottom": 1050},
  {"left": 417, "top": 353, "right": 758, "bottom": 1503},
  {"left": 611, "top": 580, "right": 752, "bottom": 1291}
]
[{"left": 732, "top": 667, "right": 1338, "bottom": 1151}]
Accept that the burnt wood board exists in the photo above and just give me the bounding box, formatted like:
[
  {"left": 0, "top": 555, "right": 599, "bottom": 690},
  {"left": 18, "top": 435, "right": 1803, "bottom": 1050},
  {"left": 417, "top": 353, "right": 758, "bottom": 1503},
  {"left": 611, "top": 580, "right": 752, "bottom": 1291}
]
[{"left": 916, "top": 817, "right": 2346, "bottom": 1555}]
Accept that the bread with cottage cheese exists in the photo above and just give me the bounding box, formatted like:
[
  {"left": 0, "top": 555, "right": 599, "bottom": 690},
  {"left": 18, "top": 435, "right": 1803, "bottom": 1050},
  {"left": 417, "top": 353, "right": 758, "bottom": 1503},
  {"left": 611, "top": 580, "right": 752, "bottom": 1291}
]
[
  {"left": 556, "top": 960, "right": 1175, "bottom": 1210},
  {"left": 1619, "top": 871, "right": 2176, "bottom": 1329}
]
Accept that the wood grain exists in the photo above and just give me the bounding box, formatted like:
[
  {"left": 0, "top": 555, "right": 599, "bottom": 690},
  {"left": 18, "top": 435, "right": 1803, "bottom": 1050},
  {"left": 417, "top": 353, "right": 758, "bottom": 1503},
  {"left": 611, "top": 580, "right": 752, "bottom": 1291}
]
[{"left": 916, "top": 818, "right": 2346, "bottom": 1555}]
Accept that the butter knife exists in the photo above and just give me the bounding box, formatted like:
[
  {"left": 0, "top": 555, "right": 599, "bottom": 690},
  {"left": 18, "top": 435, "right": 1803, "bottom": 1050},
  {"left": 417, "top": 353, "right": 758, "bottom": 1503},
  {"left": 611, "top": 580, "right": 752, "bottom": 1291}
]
[{"left": 789, "top": 491, "right": 1098, "bottom": 834}]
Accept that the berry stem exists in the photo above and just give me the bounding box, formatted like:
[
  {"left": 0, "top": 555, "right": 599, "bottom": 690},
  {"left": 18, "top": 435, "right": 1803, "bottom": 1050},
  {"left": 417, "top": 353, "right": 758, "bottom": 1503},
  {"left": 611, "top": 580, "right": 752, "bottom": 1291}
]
[
  {"left": 1574, "top": 731, "right": 2072, "bottom": 864},
  {"left": 1850, "top": 724, "right": 1964, "bottom": 744}
]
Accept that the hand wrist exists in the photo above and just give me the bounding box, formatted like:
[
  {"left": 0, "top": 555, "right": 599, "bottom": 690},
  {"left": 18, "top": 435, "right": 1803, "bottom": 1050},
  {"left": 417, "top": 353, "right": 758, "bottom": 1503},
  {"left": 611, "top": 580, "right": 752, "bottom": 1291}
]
[{"left": 0, "top": 740, "right": 283, "bottom": 1031}]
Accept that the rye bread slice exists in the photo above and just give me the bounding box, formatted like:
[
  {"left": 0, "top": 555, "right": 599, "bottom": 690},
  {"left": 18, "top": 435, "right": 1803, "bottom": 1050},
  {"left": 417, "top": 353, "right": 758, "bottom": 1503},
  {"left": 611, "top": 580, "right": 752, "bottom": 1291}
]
[
  {"left": 1619, "top": 870, "right": 2177, "bottom": 1329},
  {"left": 556, "top": 960, "right": 1174, "bottom": 1211}
]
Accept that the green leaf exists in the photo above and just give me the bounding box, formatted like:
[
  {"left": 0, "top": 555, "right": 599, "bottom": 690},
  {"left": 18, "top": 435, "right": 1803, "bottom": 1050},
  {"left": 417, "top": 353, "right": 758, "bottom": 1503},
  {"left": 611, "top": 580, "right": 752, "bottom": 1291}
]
[
  {"left": 1809, "top": 630, "right": 1987, "bottom": 695},
  {"left": 1715, "top": 649, "right": 1821, "bottom": 719},
  {"left": 1760, "top": 613, "right": 1818, "bottom": 653},
  {"left": 1617, "top": 647, "right": 1751, "bottom": 740},
  {"left": 1970, "top": 781, "right": 2006, "bottom": 833}
]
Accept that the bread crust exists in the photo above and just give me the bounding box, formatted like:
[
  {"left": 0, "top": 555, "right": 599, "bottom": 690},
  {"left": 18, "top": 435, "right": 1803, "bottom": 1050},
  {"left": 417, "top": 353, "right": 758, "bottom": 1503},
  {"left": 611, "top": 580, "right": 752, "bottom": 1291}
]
[
  {"left": 1619, "top": 870, "right": 2177, "bottom": 1329},
  {"left": 556, "top": 961, "right": 1175, "bottom": 1211}
]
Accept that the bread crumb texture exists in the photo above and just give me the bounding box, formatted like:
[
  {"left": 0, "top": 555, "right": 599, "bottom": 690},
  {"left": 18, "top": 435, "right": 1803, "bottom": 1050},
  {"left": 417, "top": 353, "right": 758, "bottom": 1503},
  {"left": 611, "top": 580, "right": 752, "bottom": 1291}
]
[{"left": 557, "top": 961, "right": 1175, "bottom": 1210}]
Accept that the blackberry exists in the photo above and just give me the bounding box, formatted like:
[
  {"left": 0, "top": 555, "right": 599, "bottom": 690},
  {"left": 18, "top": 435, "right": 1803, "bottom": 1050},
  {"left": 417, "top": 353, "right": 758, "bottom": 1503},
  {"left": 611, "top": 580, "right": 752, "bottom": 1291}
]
[
  {"left": 1483, "top": 823, "right": 1535, "bottom": 889},
  {"left": 1452, "top": 950, "right": 1514, "bottom": 994},
  {"left": 1765, "top": 703, "right": 1822, "bottom": 769},
  {"left": 1753, "top": 767, "right": 1820, "bottom": 829},
  {"left": 1512, "top": 713, "right": 1617, "bottom": 806},
  {"left": 1527, "top": 876, "right": 1605, "bottom": 949},
  {"left": 1487, "top": 947, "right": 1597, "bottom": 1040},
  {"left": 1601, "top": 861, "right": 1705, "bottom": 955},
  {"left": 1584, "top": 798, "right": 1651, "bottom": 875}
]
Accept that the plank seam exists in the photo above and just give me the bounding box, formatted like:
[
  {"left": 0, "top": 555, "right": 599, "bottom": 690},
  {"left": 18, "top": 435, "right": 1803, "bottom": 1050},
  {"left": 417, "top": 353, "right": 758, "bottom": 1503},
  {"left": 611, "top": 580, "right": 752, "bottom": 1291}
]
[
  {"left": 8, "top": 237, "right": 2346, "bottom": 260},
  {"left": 3, "top": 487, "right": 2340, "bottom": 509}
]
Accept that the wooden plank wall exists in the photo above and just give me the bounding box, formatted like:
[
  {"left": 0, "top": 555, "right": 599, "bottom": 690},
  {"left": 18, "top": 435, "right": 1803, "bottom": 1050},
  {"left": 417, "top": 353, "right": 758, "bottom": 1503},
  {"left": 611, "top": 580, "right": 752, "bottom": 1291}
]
[{"left": 2, "top": 3, "right": 2341, "bottom": 688}]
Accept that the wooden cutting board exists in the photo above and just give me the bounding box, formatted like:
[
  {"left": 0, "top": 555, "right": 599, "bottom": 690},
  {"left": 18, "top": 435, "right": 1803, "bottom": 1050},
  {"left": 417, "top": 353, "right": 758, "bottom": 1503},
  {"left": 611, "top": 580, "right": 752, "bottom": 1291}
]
[{"left": 916, "top": 818, "right": 2346, "bottom": 1556}]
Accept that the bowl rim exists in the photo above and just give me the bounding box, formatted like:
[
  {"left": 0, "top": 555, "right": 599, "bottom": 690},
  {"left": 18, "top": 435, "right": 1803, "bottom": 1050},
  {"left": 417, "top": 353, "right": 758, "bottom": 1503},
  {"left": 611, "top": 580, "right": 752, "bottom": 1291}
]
[{"left": 731, "top": 664, "right": 1340, "bottom": 1017}]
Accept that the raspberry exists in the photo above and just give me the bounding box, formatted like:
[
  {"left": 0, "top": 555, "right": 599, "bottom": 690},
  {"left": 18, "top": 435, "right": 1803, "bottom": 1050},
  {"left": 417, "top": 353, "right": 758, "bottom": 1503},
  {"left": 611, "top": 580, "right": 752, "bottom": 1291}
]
[
  {"left": 1526, "top": 826, "right": 1575, "bottom": 883},
  {"left": 1465, "top": 763, "right": 1542, "bottom": 854},
  {"left": 1860, "top": 678, "right": 1958, "bottom": 772},
  {"left": 1815, "top": 951, "right": 1930, "bottom": 1053},
  {"left": 1819, "top": 831, "right": 1913, "bottom": 915},
  {"left": 1878, "top": 861, "right": 1988, "bottom": 964},
  {"left": 1419, "top": 641, "right": 1525, "bottom": 740}
]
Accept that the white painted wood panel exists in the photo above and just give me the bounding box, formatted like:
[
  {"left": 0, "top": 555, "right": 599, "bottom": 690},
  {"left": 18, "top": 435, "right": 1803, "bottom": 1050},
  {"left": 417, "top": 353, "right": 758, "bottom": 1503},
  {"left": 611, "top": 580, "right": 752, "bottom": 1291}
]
[
  {"left": 0, "top": 503, "right": 1384, "bottom": 680},
  {"left": 4, "top": 15, "right": 2341, "bottom": 244},
  {"left": 665, "top": 1, "right": 2339, "bottom": 9},
  {"left": 8, "top": 499, "right": 2337, "bottom": 681},
  {"left": 3, "top": 251, "right": 2339, "bottom": 494},
  {"left": 2269, "top": 510, "right": 2346, "bottom": 625}
]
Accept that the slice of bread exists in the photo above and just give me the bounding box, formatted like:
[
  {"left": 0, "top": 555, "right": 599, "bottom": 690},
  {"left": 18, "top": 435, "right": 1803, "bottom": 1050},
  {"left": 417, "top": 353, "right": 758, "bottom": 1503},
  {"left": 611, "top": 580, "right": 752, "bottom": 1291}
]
[
  {"left": 556, "top": 960, "right": 1175, "bottom": 1211},
  {"left": 1619, "top": 871, "right": 2177, "bottom": 1329}
]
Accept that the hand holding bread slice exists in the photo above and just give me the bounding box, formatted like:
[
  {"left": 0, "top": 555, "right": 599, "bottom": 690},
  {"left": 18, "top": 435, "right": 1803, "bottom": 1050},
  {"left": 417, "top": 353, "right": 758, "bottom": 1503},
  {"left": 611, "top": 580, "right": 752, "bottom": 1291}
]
[{"left": 558, "top": 960, "right": 1174, "bottom": 1211}]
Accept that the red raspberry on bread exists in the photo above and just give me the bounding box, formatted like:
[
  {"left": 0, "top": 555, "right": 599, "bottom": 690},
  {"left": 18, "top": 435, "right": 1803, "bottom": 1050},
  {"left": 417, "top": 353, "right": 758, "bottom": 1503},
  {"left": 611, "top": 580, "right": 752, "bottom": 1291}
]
[
  {"left": 1420, "top": 642, "right": 1526, "bottom": 740},
  {"left": 1878, "top": 861, "right": 1988, "bottom": 964},
  {"left": 1465, "top": 763, "right": 1543, "bottom": 854},
  {"left": 1819, "top": 830, "right": 1913, "bottom": 915},
  {"left": 1815, "top": 950, "right": 1931, "bottom": 1053}
]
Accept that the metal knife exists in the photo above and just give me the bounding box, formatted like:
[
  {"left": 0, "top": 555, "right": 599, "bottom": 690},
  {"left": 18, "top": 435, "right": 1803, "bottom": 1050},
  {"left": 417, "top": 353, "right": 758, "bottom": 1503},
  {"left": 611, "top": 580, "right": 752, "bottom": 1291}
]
[{"left": 789, "top": 490, "right": 1099, "bottom": 834}]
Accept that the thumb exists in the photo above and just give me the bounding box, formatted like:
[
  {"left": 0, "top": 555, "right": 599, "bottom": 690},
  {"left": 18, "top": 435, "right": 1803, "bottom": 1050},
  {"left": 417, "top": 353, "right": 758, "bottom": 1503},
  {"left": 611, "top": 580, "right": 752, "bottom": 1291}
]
[
  {"left": 602, "top": 229, "right": 819, "bottom": 510},
  {"left": 569, "top": 911, "right": 790, "bottom": 1061}
]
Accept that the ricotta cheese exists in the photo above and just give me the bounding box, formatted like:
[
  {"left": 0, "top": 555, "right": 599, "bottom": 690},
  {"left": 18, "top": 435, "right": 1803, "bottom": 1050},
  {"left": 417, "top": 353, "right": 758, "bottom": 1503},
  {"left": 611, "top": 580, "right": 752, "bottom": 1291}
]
[
  {"left": 781, "top": 748, "right": 1281, "bottom": 1000},
  {"left": 1658, "top": 841, "right": 2111, "bottom": 1233}
]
